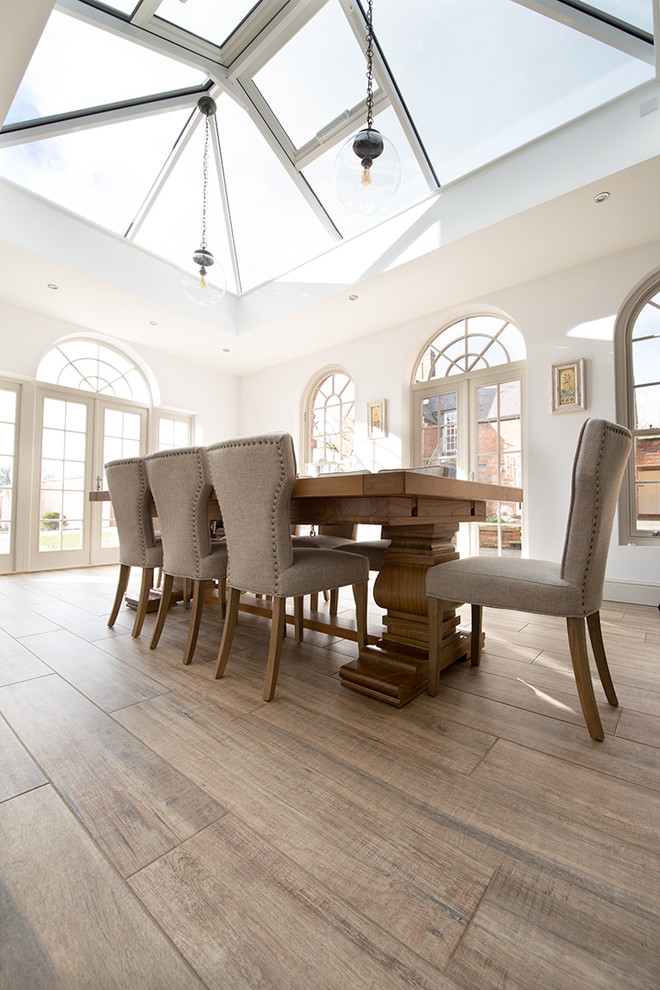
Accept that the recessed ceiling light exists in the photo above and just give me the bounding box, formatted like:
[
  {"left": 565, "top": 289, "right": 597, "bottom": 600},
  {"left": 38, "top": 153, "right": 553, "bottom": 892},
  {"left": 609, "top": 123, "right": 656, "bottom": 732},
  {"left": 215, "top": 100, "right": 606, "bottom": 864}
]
[
  {"left": 593, "top": 191, "right": 610, "bottom": 203},
  {"left": 349, "top": 294, "right": 358, "bottom": 301},
  {"left": 222, "top": 348, "right": 230, "bottom": 353},
  {"left": 47, "top": 283, "right": 59, "bottom": 290},
  {"left": 149, "top": 320, "right": 159, "bottom": 326}
]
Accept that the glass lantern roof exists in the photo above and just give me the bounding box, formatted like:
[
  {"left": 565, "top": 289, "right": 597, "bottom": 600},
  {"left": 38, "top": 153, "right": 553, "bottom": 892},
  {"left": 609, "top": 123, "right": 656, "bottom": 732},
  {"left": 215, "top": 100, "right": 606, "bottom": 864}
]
[{"left": 0, "top": 0, "right": 655, "bottom": 296}]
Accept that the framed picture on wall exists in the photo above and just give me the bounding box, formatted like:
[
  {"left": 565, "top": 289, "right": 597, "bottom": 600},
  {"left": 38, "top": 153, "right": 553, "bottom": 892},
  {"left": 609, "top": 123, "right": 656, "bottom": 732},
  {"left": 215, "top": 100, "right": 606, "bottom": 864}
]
[
  {"left": 551, "top": 358, "right": 585, "bottom": 414},
  {"left": 367, "top": 399, "right": 387, "bottom": 438}
]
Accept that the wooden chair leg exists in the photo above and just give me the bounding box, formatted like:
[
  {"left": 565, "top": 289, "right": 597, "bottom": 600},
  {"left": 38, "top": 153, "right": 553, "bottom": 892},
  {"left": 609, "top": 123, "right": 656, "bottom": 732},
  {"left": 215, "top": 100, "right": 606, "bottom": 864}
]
[
  {"left": 566, "top": 616, "right": 604, "bottom": 741},
  {"left": 587, "top": 611, "right": 618, "bottom": 706},
  {"left": 264, "top": 597, "right": 286, "bottom": 701},
  {"left": 294, "top": 596, "right": 304, "bottom": 643},
  {"left": 217, "top": 577, "right": 226, "bottom": 620},
  {"left": 427, "top": 596, "right": 442, "bottom": 696},
  {"left": 132, "top": 567, "right": 154, "bottom": 638},
  {"left": 150, "top": 573, "right": 173, "bottom": 650},
  {"left": 108, "top": 563, "right": 130, "bottom": 627},
  {"left": 309, "top": 592, "right": 319, "bottom": 611},
  {"left": 323, "top": 590, "right": 330, "bottom": 602},
  {"left": 353, "top": 581, "right": 368, "bottom": 651},
  {"left": 329, "top": 588, "right": 339, "bottom": 615},
  {"left": 215, "top": 586, "right": 240, "bottom": 679},
  {"left": 182, "top": 580, "right": 206, "bottom": 665},
  {"left": 470, "top": 604, "right": 483, "bottom": 666}
]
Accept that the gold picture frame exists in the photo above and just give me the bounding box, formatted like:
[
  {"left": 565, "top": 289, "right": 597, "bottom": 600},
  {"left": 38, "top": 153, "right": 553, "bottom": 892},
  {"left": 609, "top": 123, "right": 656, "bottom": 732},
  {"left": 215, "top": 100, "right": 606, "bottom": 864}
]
[
  {"left": 551, "top": 358, "right": 585, "bottom": 414},
  {"left": 367, "top": 399, "right": 387, "bottom": 438}
]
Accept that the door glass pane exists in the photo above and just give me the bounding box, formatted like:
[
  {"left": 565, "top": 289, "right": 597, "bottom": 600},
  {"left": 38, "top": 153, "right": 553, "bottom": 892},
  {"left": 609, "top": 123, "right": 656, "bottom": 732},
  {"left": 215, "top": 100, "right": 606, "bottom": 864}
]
[
  {"left": 39, "top": 397, "right": 87, "bottom": 552},
  {"left": 421, "top": 391, "right": 458, "bottom": 474},
  {"left": 101, "top": 407, "right": 144, "bottom": 548},
  {"left": 476, "top": 379, "right": 522, "bottom": 557},
  {"left": 634, "top": 436, "right": 660, "bottom": 532},
  {"left": 0, "top": 389, "right": 17, "bottom": 555}
]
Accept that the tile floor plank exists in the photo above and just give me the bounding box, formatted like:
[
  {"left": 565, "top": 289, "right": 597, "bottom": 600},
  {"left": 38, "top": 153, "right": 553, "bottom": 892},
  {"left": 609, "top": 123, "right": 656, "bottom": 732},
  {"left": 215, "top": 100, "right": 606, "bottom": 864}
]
[
  {"left": 0, "top": 674, "right": 226, "bottom": 876},
  {"left": 129, "top": 814, "right": 462, "bottom": 990},
  {"left": 0, "top": 786, "right": 206, "bottom": 990},
  {"left": 447, "top": 857, "right": 660, "bottom": 990},
  {"left": 0, "top": 715, "right": 46, "bottom": 801}
]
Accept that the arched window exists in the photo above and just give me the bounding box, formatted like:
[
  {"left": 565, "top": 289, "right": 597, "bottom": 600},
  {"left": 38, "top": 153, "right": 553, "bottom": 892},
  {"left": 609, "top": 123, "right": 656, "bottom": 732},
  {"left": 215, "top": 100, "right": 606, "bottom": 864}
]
[
  {"left": 615, "top": 272, "right": 660, "bottom": 545},
  {"left": 413, "top": 314, "right": 526, "bottom": 556},
  {"left": 306, "top": 370, "right": 355, "bottom": 473},
  {"left": 37, "top": 338, "right": 152, "bottom": 403}
]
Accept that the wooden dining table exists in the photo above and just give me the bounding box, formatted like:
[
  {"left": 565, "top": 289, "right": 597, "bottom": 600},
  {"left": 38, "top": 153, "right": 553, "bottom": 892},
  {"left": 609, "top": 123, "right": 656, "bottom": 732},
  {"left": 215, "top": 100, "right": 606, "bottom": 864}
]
[{"left": 92, "top": 470, "right": 522, "bottom": 707}]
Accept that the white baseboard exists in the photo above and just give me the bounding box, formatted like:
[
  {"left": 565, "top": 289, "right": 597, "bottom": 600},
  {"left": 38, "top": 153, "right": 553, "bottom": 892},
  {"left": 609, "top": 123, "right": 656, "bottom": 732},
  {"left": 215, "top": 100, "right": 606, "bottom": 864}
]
[{"left": 603, "top": 578, "right": 660, "bottom": 607}]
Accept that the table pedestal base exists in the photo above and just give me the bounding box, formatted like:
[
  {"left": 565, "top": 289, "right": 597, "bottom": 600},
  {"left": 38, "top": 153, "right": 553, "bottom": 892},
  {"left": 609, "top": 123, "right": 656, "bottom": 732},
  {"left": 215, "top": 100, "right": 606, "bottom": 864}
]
[{"left": 339, "top": 522, "right": 474, "bottom": 706}]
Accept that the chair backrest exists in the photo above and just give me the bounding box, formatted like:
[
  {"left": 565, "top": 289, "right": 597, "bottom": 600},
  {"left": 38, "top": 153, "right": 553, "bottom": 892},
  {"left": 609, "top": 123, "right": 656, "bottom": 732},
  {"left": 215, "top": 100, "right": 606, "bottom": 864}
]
[
  {"left": 206, "top": 433, "right": 296, "bottom": 595},
  {"left": 144, "top": 446, "right": 213, "bottom": 578},
  {"left": 560, "top": 418, "right": 632, "bottom": 614},
  {"left": 105, "top": 456, "right": 158, "bottom": 567}
]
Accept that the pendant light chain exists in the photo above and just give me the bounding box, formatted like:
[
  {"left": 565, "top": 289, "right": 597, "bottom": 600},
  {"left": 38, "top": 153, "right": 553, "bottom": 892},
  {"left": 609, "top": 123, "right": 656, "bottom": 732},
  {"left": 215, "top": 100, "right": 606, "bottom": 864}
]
[
  {"left": 365, "top": 0, "right": 375, "bottom": 131},
  {"left": 201, "top": 114, "right": 210, "bottom": 253}
]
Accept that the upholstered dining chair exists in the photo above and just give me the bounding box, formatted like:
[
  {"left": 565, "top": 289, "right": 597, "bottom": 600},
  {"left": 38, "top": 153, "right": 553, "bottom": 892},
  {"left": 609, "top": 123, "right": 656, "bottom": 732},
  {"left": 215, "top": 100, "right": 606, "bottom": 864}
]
[
  {"left": 206, "top": 433, "right": 369, "bottom": 701},
  {"left": 105, "top": 456, "right": 163, "bottom": 637},
  {"left": 425, "top": 418, "right": 632, "bottom": 740},
  {"left": 145, "top": 446, "right": 227, "bottom": 665}
]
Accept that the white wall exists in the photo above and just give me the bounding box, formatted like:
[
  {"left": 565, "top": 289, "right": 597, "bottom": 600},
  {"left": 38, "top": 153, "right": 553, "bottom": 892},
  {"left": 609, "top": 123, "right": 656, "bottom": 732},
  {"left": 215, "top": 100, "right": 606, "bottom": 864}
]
[{"left": 238, "top": 239, "right": 660, "bottom": 604}]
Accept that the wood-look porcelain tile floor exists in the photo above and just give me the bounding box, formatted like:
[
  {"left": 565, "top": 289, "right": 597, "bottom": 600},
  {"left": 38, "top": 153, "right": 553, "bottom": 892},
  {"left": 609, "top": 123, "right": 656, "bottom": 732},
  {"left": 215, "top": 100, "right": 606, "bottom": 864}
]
[{"left": 0, "top": 566, "right": 658, "bottom": 989}]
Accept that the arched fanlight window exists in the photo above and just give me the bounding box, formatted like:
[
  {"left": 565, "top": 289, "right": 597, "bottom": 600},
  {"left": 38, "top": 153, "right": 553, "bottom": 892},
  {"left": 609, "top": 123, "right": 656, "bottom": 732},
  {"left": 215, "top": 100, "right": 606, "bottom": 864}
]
[
  {"left": 414, "top": 315, "right": 526, "bottom": 382},
  {"left": 308, "top": 370, "right": 355, "bottom": 472},
  {"left": 36, "top": 339, "right": 151, "bottom": 404}
]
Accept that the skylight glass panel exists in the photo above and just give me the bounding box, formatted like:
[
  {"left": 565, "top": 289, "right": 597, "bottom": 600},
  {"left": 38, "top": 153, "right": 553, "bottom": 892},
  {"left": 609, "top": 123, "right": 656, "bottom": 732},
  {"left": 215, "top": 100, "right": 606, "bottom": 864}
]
[
  {"left": 585, "top": 1, "right": 654, "bottom": 33},
  {"left": 0, "top": 109, "right": 193, "bottom": 235},
  {"left": 214, "top": 97, "right": 335, "bottom": 289},
  {"left": 303, "top": 106, "right": 430, "bottom": 239},
  {"left": 4, "top": 10, "right": 206, "bottom": 126},
  {"left": 131, "top": 107, "right": 238, "bottom": 295},
  {"left": 372, "top": 0, "right": 654, "bottom": 185},
  {"left": 154, "top": 0, "right": 259, "bottom": 48},
  {"left": 253, "top": 0, "right": 368, "bottom": 150}
]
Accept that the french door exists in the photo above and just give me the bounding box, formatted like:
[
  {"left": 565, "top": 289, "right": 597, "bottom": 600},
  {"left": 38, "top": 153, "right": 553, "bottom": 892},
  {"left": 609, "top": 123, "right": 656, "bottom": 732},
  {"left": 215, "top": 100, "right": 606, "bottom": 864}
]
[
  {"left": 415, "top": 364, "right": 524, "bottom": 556},
  {"left": 30, "top": 388, "right": 147, "bottom": 569},
  {"left": 0, "top": 384, "right": 19, "bottom": 573}
]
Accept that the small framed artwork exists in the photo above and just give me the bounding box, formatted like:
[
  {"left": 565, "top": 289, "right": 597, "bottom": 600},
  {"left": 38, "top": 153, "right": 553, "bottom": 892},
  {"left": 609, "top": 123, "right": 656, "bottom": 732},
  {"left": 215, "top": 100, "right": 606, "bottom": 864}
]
[
  {"left": 551, "top": 358, "right": 585, "bottom": 414},
  {"left": 367, "top": 398, "right": 387, "bottom": 438}
]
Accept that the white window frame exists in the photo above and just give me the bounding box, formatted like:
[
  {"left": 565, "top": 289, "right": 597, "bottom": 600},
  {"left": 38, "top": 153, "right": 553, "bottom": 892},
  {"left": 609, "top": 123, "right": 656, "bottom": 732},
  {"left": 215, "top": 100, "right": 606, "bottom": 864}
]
[
  {"left": 615, "top": 268, "right": 660, "bottom": 547},
  {"left": 302, "top": 366, "right": 356, "bottom": 474}
]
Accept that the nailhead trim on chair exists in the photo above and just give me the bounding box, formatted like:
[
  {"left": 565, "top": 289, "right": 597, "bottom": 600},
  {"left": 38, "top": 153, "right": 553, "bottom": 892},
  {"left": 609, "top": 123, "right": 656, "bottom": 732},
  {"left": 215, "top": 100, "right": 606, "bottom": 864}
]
[{"left": 580, "top": 427, "right": 606, "bottom": 614}]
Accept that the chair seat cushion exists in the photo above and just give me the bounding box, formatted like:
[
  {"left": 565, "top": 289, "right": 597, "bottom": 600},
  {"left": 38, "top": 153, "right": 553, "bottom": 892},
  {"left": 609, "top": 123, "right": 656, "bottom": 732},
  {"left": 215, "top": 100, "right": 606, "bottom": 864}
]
[
  {"left": 426, "top": 556, "right": 591, "bottom": 617},
  {"left": 239, "top": 547, "right": 369, "bottom": 598},
  {"left": 335, "top": 539, "right": 391, "bottom": 571}
]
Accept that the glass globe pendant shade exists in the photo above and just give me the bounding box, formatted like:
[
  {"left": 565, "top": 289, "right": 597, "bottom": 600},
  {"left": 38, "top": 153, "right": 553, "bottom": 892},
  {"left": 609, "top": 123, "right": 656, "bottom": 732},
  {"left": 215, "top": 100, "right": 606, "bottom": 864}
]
[
  {"left": 179, "top": 247, "right": 227, "bottom": 306},
  {"left": 335, "top": 128, "right": 401, "bottom": 216}
]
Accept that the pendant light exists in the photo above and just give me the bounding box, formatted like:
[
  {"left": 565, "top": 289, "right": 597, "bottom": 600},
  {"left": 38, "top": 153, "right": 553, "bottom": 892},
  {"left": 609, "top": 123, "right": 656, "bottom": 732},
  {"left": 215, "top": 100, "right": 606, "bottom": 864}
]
[
  {"left": 180, "top": 96, "right": 227, "bottom": 305},
  {"left": 335, "top": 0, "right": 400, "bottom": 216}
]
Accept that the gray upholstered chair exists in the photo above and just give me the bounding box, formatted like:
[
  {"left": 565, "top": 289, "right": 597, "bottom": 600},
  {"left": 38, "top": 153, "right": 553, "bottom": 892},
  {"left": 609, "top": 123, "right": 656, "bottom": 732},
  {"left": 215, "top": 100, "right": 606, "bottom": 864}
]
[
  {"left": 105, "top": 456, "right": 163, "bottom": 637},
  {"left": 425, "top": 418, "right": 632, "bottom": 740},
  {"left": 145, "top": 446, "right": 227, "bottom": 665},
  {"left": 206, "top": 433, "right": 369, "bottom": 701}
]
